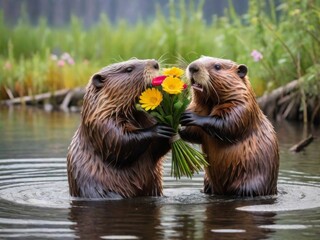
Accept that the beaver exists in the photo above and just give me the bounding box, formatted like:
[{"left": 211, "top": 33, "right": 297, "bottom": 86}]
[
  {"left": 67, "top": 59, "right": 175, "bottom": 199},
  {"left": 180, "top": 56, "right": 279, "bottom": 196}
]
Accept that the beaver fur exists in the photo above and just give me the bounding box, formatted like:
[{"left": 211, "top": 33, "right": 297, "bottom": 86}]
[
  {"left": 67, "top": 59, "right": 175, "bottom": 198},
  {"left": 180, "top": 56, "right": 279, "bottom": 196}
]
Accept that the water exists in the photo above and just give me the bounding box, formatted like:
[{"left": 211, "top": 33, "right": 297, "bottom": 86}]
[{"left": 0, "top": 106, "right": 320, "bottom": 239}]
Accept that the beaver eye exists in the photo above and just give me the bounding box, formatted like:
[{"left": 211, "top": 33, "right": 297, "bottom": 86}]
[
  {"left": 125, "top": 67, "right": 134, "bottom": 73},
  {"left": 214, "top": 64, "right": 221, "bottom": 71}
]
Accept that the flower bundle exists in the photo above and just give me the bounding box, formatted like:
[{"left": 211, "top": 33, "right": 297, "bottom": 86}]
[{"left": 138, "top": 67, "right": 208, "bottom": 178}]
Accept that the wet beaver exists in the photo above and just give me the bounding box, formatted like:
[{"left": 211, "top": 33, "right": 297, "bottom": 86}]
[
  {"left": 67, "top": 59, "right": 175, "bottom": 198},
  {"left": 180, "top": 56, "right": 279, "bottom": 196}
]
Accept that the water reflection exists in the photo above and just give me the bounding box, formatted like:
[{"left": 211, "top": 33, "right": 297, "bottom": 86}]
[
  {"left": 0, "top": 106, "right": 79, "bottom": 158},
  {"left": 1, "top": 156, "right": 320, "bottom": 239},
  {"left": 69, "top": 198, "right": 277, "bottom": 240},
  {"left": 0, "top": 107, "right": 320, "bottom": 239},
  {"left": 70, "top": 199, "right": 162, "bottom": 239},
  {"left": 203, "top": 201, "right": 276, "bottom": 240}
]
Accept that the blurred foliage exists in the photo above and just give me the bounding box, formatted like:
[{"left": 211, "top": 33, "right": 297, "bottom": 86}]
[{"left": 0, "top": 0, "right": 319, "bottom": 99}]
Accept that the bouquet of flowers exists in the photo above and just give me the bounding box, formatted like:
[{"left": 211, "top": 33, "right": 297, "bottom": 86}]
[{"left": 137, "top": 67, "right": 208, "bottom": 178}]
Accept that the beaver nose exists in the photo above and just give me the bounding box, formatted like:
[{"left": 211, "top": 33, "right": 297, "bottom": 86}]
[
  {"left": 150, "top": 60, "right": 159, "bottom": 70},
  {"left": 188, "top": 63, "right": 199, "bottom": 74},
  {"left": 154, "top": 62, "right": 159, "bottom": 70}
]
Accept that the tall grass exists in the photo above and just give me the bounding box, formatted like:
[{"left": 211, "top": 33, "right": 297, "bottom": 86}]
[{"left": 0, "top": 0, "right": 319, "bottom": 100}]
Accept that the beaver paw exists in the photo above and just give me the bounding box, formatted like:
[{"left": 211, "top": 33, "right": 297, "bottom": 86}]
[
  {"left": 180, "top": 111, "right": 211, "bottom": 128},
  {"left": 152, "top": 124, "right": 176, "bottom": 139},
  {"left": 180, "top": 111, "right": 223, "bottom": 140}
]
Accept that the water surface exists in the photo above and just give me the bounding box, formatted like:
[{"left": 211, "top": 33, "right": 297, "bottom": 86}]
[{"left": 0, "top": 107, "right": 320, "bottom": 239}]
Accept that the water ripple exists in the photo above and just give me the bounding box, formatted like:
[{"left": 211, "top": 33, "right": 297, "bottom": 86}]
[
  {"left": 0, "top": 158, "right": 320, "bottom": 213},
  {"left": 0, "top": 158, "right": 320, "bottom": 239}
]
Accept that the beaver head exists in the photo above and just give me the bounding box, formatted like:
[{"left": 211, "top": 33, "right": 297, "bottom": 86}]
[
  {"left": 186, "top": 56, "right": 251, "bottom": 108},
  {"left": 82, "top": 59, "right": 160, "bottom": 125},
  {"left": 183, "top": 56, "right": 262, "bottom": 141}
]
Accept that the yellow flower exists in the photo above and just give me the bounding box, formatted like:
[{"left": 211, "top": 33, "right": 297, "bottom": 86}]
[
  {"left": 162, "top": 76, "right": 185, "bottom": 94},
  {"left": 139, "top": 88, "right": 163, "bottom": 111},
  {"left": 163, "top": 67, "right": 184, "bottom": 78}
]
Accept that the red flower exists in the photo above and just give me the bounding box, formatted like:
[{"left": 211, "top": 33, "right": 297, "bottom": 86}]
[
  {"left": 152, "top": 75, "right": 166, "bottom": 86},
  {"left": 183, "top": 83, "right": 188, "bottom": 90}
]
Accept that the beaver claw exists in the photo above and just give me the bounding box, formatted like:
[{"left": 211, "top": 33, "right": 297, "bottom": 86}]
[
  {"left": 153, "top": 124, "right": 176, "bottom": 139},
  {"left": 180, "top": 111, "right": 220, "bottom": 138},
  {"left": 180, "top": 111, "right": 212, "bottom": 128},
  {"left": 180, "top": 111, "right": 232, "bottom": 142}
]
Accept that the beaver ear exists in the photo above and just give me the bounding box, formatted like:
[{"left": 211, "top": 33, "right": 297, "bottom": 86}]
[
  {"left": 237, "top": 64, "right": 248, "bottom": 78},
  {"left": 91, "top": 74, "right": 105, "bottom": 88}
]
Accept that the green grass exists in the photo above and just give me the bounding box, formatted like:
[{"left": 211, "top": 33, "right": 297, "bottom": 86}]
[{"left": 0, "top": 0, "right": 319, "bottom": 99}]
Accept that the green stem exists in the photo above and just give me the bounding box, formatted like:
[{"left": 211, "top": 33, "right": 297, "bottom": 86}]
[
  {"left": 263, "top": 20, "right": 298, "bottom": 70},
  {"left": 172, "top": 143, "right": 182, "bottom": 178},
  {"left": 181, "top": 142, "right": 199, "bottom": 171},
  {"left": 175, "top": 141, "right": 192, "bottom": 178}
]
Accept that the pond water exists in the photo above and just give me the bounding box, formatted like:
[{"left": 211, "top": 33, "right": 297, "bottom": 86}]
[{"left": 0, "top": 106, "right": 320, "bottom": 240}]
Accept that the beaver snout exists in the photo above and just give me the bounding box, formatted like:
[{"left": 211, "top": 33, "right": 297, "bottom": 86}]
[
  {"left": 187, "top": 62, "right": 205, "bottom": 92},
  {"left": 149, "top": 59, "right": 159, "bottom": 70},
  {"left": 188, "top": 63, "right": 199, "bottom": 74}
]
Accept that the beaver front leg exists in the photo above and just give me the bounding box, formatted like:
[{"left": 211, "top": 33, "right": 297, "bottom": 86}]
[
  {"left": 180, "top": 110, "right": 247, "bottom": 143},
  {"left": 178, "top": 125, "right": 203, "bottom": 144},
  {"left": 103, "top": 123, "right": 175, "bottom": 168}
]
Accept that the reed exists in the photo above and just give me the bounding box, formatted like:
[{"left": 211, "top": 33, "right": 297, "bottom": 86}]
[{"left": 0, "top": 0, "right": 319, "bottom": 100}]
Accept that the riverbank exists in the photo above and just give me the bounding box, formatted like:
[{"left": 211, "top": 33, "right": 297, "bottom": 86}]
[
  {"left": 1, "top": 0, "right": 319, "bottom": 124},
  {"left": 2, "top": 77, "right": 319, "bottom": 124},
  {"left": 1, "top": 0, "right": 320, "bottom": 98}
]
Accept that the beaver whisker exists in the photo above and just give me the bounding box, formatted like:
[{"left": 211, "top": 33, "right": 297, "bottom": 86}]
[
  {"left": 208, "top": 76, "right": 220, "bottom": 105},
  {"left": 175, "top": 54, "right": 189, "bottom": 70},
  {"left": 111, "top": 56, "right": 125, "bottom": 63},
  {"left": 158, "top": 53, "right": 169, "bottom": 65}
]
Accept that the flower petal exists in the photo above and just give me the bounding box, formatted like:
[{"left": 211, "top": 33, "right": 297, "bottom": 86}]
[
  {"left": 161, "top": 76, "right": 185, "bottom": 94},
  {"left": 139, "top": 88, "right": 163, "bottom": 111},
  {"left": 152, "top": 75, "right": 166, "bottom": 86},
  {"left": 163, "top": 67, "right": 184, "bottom": 77}
]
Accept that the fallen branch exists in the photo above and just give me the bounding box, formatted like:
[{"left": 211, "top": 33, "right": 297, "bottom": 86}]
[
  {"left": 60, "top": 87, "right": 85, "bottom": 112},
  {"left": 4, "top": 86, "right": 14, "bottom": 100},
  {"left": 0, "top": 89, "right": 70, "bottom": 105},
  {"left": 290, "top": 134, "right": 314, "bottom": 152},
  {"left": 257, "top": 80, "right": 299, "bottom": 108}
]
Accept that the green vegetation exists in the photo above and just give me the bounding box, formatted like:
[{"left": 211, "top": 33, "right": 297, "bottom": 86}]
[{"left": 0, "top": 0, "right": 319, "bottom": 100}]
